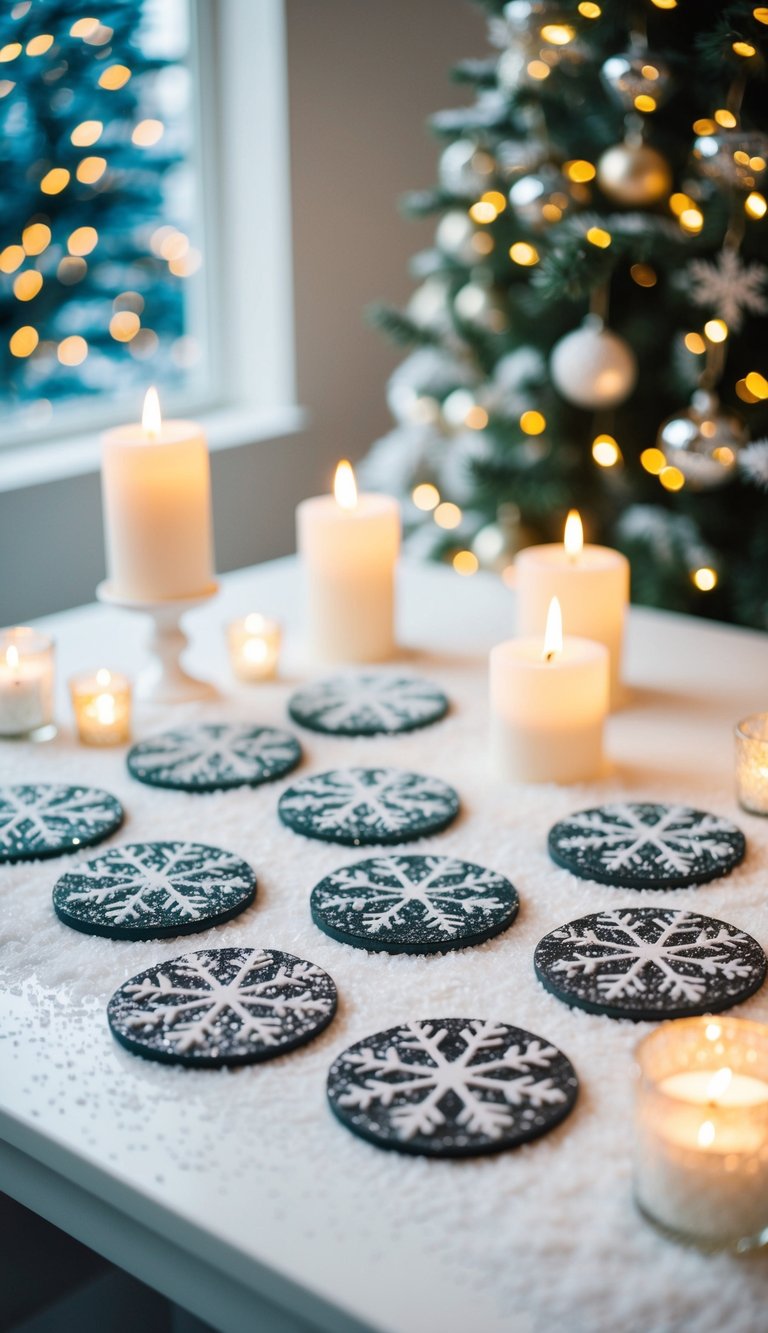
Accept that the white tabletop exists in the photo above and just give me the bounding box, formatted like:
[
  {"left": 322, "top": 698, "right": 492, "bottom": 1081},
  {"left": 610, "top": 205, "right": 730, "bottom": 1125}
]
[{"left": 2, "top": 559, "right": 768, "bottom": 1333}]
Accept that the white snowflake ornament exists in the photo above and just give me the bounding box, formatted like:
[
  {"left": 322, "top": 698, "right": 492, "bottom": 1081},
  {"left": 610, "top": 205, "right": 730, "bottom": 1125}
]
[
  {"left": 0, "top": 783, "right": 123, "bottom": 863},
  {"left": 687, "top": 250, "right": 768, "bottom": 332}
]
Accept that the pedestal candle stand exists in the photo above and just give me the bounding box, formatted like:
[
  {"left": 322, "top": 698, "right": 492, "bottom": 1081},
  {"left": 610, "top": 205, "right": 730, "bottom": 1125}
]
[{"left": 96, "top": 582, "right": 219, "bottom": 704}]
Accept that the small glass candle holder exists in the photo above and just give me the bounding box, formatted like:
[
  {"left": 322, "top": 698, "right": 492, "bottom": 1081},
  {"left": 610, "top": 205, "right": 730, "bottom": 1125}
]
[
  {"left": 633, "top": 1016, "right": 768, "bottom": 1251},
  {"left": 735, "top": 714, "right": 768, "bottom": 815},
  {"left": 0, "top": 627, "right": 56, "bottom": 741},
  {"left": 69, "top": 668, "right": 132, "bottom": 747},
  {"left": 227, "top": 614, "right": 282, "bottom": 682}
]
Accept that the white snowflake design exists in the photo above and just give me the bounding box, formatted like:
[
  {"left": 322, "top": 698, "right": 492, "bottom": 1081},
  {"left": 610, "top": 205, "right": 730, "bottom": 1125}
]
[
  {"left": 289, "top": 674, "right": 448, "bottom": 736},
  {"left": 687, "top": 250, "right": 768, "bottom": 332},
  {"left": 53, "top": 841, "right": 255, "bottom": 935},
  {"left": 329, "top": 1019, "right": 576, "bottom": 1152},
  {"left": 537, "top": 910, "right": 765, "bottom": 1014},
  {"left": 127, "top": 723, "right": 301, "bottom": 791},
  {"left": 312, "top": 855, "right": 516, "bottom": 949},
  {"left": 108, "top": 948, "right": 337, "bottom": 1064},
  {"left": 549, "top": 802, "right": 744, "bottom": 885},
  {"left": 0, "top": 784, "right": 123, "bottom": 861},
  {"left": 279, "top": 768, "right": 460, "bottom": 845}
]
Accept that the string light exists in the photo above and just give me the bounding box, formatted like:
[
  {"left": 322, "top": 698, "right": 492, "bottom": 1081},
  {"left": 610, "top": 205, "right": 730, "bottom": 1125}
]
[
  {"left": 592, "top": 434, "right": 621, "bottom": 466},
  {"left": 736, "top": 377, "right": 760, "bottom": 402},
  {"left": 98, "top": 64, "right": 131, "bottom": 90},
  {"left": 520, "top": 410, "right": 546, "bottom": 435},
  {"left": 22, "top": 223, "right": 50, "bottom": 255},
  {"left": 434, "top": 502, "right": 462, "bottom": 530},
  {"left": 109, "top": 311, "right": 140, "bottom": 342},
  {"left": 465, "top": 405, "right": 488, "bottom": 430},
  {"left": 733, "top": 40, "right": 757, "bottom": 57},
  {"left": 0, "top": 245, "right": 25, "bottom": 273},
  {"left": 640, "top": 447, "right": 666, "bottom": 475},
  {"left": 70, "top": 17, "right": 100, "bottom": 38},
  {"left": 0, "top": 43, "right": 22, "bottom": 62},
  {"left": 481, "top": 190, "right": 506, "bottom": 212},
  {"left": 745, "top": 371, "right": 768, "bottom": 399},
  {"left": 67, "top": 226, "right": 98, "bottom": 256},
  {"left": 540, "top": 23, "right": 574, "bottom": 44},
  {"left": 669, "top": 193, "right": 695, "bottom": 216},
  {"left": 9, "top": 325, "right": 38, "bottom": 357},
  {"left": 634, "top": 94, "right": 657, "bottom": 113},
  {"left": 169, "top": 248, "right": 202, "bottom": 277},
  {"left": 526, "top": 60, "right": 550, "bottom": 80},
  {"left": 631, "top": 263, "right": 657, "bottom": 287},
  {"left": 0, "top": 81, "right": 15, "bottom": 98},
  {"left": 40, "top": 168, "right": 69, "bottom": 194},
  {"left": 745, "top": 191, "right": 767, "bottom": 218},
  {"left": 453, "top": 550, "right": 479, "bottom": 576},
  {"left": 679, "top": 207, "right": 704, "bottom": 234},
  {"left": 564, "top": 160, "right": 596, "bottom": 182},
  {"left": 659, "top": 465, "right": 685, "bottom": 491},
  {"left": 26, "top": 34, "right": 54, "bottom": 56},
  {"left": 472, "top": 232, "right": 494, "bottom": 255},
  {"left": 684, "top": 332, "right": 706, "bottom": 354},
  {"left": 578, "top": 3, "right": 601, "bottom": 17},
  {"left": 57, "top": 335, "right": 88, "bottom": 366},
  {"left": 113, "top": 291, "right": 144, "bottom": 314},
  {"left": 650, "top": 0, "right": 677, "bottom": 7},
  {"left": 692, "top": 567, "right": 717, "bottom": 591},
  {"left": 693, "top": 118, "right": 716, "bottom": 136},
  {"left": 71, "top": 120, "right": 102, "bottom": 146},
  {"left": 76, "top": 156, "right": 107, "bottom": 184},
  {"left": 469, "top": 200, "right": 497, "bottom": 224},
  {"left": 509, "top": 241, "right": 539, "bottom": 266},
  {"left": 586, "top": 226, "right": 611, "bottom": 247},
  {"left": 159, "top": 231, "right": 189, "bottom": 261},
  {"left": 412, "top": 483, "right": 440, "bottom": 511},
  {"left": 714, "top": 108, "right": 738, "bottom": 128},
  {"left": 57, "top": 256, "right": 87, "bottom": 285},
  {"left": 754, "top": 7, "right": 768, "bottom": 22},
  {"left": 13, "top": 270, "right": 43, "bottom": 301},
  {"left": 704, "top": 318, "right": 728, "bottom": 343}
]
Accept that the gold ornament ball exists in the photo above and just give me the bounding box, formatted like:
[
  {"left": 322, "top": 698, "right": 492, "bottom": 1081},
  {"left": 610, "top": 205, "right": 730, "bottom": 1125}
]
[{"left": 597, "top": 141, "right": 672, "bottom": 206}]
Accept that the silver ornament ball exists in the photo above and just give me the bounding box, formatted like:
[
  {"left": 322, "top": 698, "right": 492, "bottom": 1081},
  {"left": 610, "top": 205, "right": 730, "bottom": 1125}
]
[
  {"left": 657, "top": 390, "right": 747, "bottom": 490},
  {"left": 693, "top": 130, "right": 768, "bottom": 191},
  {"left": 601, "top": 49, "right": 671, "bottom": 112},
  {"left": 550, "top": 319, "right": 637, "bottom": 409},
  {"left": 509, "top": 166, "right": 585, "bottom": 230},
  {"left": 435, "top": 210, "right": 485, "bottom": 266}
]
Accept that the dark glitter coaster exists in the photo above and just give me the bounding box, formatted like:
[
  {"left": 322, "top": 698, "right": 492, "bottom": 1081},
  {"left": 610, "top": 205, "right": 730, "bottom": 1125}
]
[
  {"left": 0, "top": 783, "right": 124, "bottom": 863},
  {"left": 288, "top": 673, "right": 449, "bottom": 736},
  {"left": 311, "top": 854, "right": 518, "bottom": 954},
  {"left": 108, "top": 947, "right": 338, "bottom": 1067},
  {"left": 327, "top": 1018, "right": 578, "bottom": 1157},
  {"left": 278, "top": 768, "right": 460, "bottom": 846},
  {"left": 126, "top": 723, "right": 301, "bottom": 792},
  {"left": 548, "top": 802, "right": 746, "bottom": 889},
  {"left": 53, "top": 841, "right": 257, "bottom": 940},
  {"left": 535, "top": 908, "right": 767, "bottom": 1021}
]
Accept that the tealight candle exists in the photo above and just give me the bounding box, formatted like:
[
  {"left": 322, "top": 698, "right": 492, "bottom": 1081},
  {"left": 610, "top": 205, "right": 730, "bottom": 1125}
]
[
  {"left": 297, "top": 460, "right": 400, "bottom": 663},
  {"left": 0, "top": 628, "right": 56, "bottom": 741},
  {"left": 69, "top": 668, "right": 132, "bottom": 746},
  {"left": 735, "top": 714, "right": 768, "bottom": 815},
  {"left": 227, "top": 614, "right": 282, "bottom": 682},
  {"left": 516, "top": 510, "right": 629, "bottom": 708},
  {"left": 489, "top": 596, "right": 609, "bottom": 783},
  {"left": 634, "top": 1016, "right": 768, "bottom": 1250}
]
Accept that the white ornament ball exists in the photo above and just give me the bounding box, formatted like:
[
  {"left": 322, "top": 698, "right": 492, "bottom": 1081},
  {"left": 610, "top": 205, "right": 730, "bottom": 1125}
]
[
  {"left": 454, "top": 282, "right": 509, "bottom": 334},
  {"left": 550, "top": 320, "right": 637, "bottom": 408},
  {"left": 435, "top": 210, "right": 481, "bottom": 266},
  {"left": 438, "top": 139, "right": 495, "bottom": 198},
  {"left": 406, "top": 276, "right": 454, "bottom": 335}
]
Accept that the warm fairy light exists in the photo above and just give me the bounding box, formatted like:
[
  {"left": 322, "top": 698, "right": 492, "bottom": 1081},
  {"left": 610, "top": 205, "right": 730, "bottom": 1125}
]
[
  {"left": 563, "top": 509, "right": 583, "bottom": 560},
  {"left": 169, "top": 248, "right": 202, "bottom": 278},
  {"left": 704, "top": 318, "right": 728, "bottom": 343},
  {"left": 334, "top": 460, "right": 358, "bottom": 511},
  {"left": 692, "top": 566, "right": 718, "bottom": 592},
  {"left": 110, "top": 311, "right": 140, "bottom": 342},
  {"left": 684, "top": 332, "right": 707, "bottom": 354},
  {"left": 631, "top": 263, "right": 657, "bottom": 287},
  {"left": 159, "top": 231, "right": 189, "bottom": 261},
  {"left": 76, "top": 156, "right": 107, "bottom": 184},
  {"left": 84, "top": 23, "right": 112, "bottom": 46},
  {"left": 114, "top": 291, "right": 144, "bottom": 314},
  {"left": 736, "top": 377, "right": 760, "bottom": 402},
  {"left": 693, "top": 118, "right": 716, "bottom": 136},
  {"left": 669, "top": 192, "right": 695, "bottom": 216},
  {"left": 26, "top": 34, "right": 54, "bottom": 56},
  {"left": 745, "top": 191, "right": 767, "bottom": 218},
  {"left": 466, "top": 405, "right": 488, "bottom": 430},
  {"left": 509, "top": 241, "right": 539, "bottom": 266},
  {"left": 0, "top": 245, "right": 24, "bottom": 273},
  {"left": 40, "top": 168, "right": 70, "bottom": 195},
  {"left": 469, "top": 200, "right": 497, "bottom": 224},
  {"left": 142, "top": 386, "right": 162, "bottom": 441},
  {"left": 592, "top": 434, "right": 621, "bottom": 467},
  {"left": 57, "top": 256, "right": 87, "bottom": 285},
  {"left": 22, "top": 223, "right": 50, "bottom": 255},
  {"left": 659, "top": 465, "right": 685, "bottom": 491},
  {"left": 71, "top": 119, "right": 102, "bottom": 146},
  {"left": 641, "top": 447, "right": 666, "bottom": 475},
  {"left": 9, "top": 325, "right": 38, "bottom": 357},
  {"left": 434, "top": 502, "right": 462, "bottom": 530},
  {"left": 586, "top": 226, "right": 611, "bottom": 248},
  {"left": 68, "top": 226, "right": 98, "bottom": 256},
  {"left": 578, "top": 3, "right": 601, "bottom": 17},
  {"left": 679, "top": 207, "right": 704, "bottom": 234},
  {"left": 526, "top": 59, "right": 550, "bottom": 80},
  {"left": 412, "top": 483, "right": 440, "bottom": 511},
  {"left": 564, "top": 160, "right": 596, "bottom": 182},
  {"left": 733, "top": 41, "right": 757, "bottom": 57},
  {"left": 0, "top": 43, "right": 22, "bottom": 62},
  {"left": 520, "top": 410, "right": 546, "bottom": 435},
  {"left": 714, "top": 108, "right": 738, "bottom": 129},
  {"left": 697, "top": 1120, "right": 716, "bottom": 1148},
  {"left": 542, "top": 203, "right": 563, "bottom": 222},
  {"left": 453, "top": 550, "right": 479, "bottom": 576},
  {"left": 651, "top": 0, "right": 677, "bottom": 7},
  {"left": 481, "top": 190, "right": 506, "bottom": 212},
  {"left": 634, "top": 94, "right": 657, "bottom": 113},
  {"left": 542, "top": 596, "right": 563, "bottom": 662},
  {"left": 755, "top": 6, "right": 768, "bottom": 22},
  {"left": 13, "top": 270, "right": 42, "bottom": 301},
  {"left": 57, "top": 335, "right": 87, "bottom": 366},
  {"left": 642, "top": 64, "right": 660, "bottom": 80},
  {"left": 472, "top": 232, "right": 494, "bottom": 256},
  {"left": 0, "top": 81, "right": 15, "bottom": 98},
  {"left": 540, "top": 23, "right": 574, "bottom": 44},
  {"left": 5, "top": 644, "right": 19, "bottom": 671},
  {"left": 70, "top": 17, "right": 100, "bottom": 38},
  {"left": 132, "top": 118, "right": 164, "bottom": 147},
  {"left": 746, "top": 371, "right": 768, "bottom": 399},
  {"left": 98, "top": 64, "right": 131, "bottom": 90}
]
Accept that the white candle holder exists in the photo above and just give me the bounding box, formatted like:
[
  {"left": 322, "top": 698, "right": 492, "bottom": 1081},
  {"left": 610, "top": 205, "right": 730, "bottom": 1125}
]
[
  {"left": 735, "top": 714, "right": 768, "bottom": 815},
  {"left": 227, "top": 614, "right": 282, "bottom": 682},
  {"left": 96, "top": 581, "right": 219, "bottom": 704},
  {"left": 0, "top": 627, "right": 56, "bottom": 741}
]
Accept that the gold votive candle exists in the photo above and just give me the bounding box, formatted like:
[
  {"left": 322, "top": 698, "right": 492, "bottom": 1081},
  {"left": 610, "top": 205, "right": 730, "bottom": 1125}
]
[
  {"left": 69, "top": 668, "right": 132, "bottom": 746},
  {"left": 227, "top": 614, "right": 281, "bottom": 682},
  {"left": 0, "top": 627, "right": 56, "bottom": 741},
  {"left": 735, "top": 714, "right": 768, "bottom": 815}
]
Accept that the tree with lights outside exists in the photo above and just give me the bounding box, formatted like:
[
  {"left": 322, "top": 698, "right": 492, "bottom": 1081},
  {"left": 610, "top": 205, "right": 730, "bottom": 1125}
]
[{"left": 362, "top": 0, "right": 768, "bottom": 627}]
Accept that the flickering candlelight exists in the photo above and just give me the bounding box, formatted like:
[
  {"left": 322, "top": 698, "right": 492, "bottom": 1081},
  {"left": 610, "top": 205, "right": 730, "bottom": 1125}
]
[{"left": 69, "top": 668, "right": 132, "bottom": 746}]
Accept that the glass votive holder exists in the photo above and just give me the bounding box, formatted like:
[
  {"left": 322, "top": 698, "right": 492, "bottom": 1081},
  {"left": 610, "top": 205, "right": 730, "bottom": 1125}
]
[
  {"left": 69, "top": 668, "right": 132, "bottom": 747},
  {"left": 735, "top": 714, "right": 768, "bottom": 815},
  {"left": 633, "top": 1016, "right": 768, "bottom": 1251},
  {"left": 0, "top": 627, "right": 56, "bottom": 741},
  {"left": 227, "top": 614, "right": 282, "bottom": 682}
]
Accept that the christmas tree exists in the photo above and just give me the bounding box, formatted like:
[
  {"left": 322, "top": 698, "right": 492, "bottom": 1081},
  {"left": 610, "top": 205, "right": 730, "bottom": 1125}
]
[{"left": 362, "top": 0, "right": 768, "bottom": 627}]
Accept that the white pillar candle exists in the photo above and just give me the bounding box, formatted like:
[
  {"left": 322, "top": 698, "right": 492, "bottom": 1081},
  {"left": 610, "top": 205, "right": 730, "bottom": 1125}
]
[
  {"left": 0, "top": 628, "right": 55, "bottom": 740},
  {"left": 297, "top": 460, "right": 400, "bottom": 664},
  {"left": 489, "top": 596, "right": 609, "bottom": 783},
  {"left": 634, "top": 1017, "right": 768, "bottom": 1249},
  {"left": 101, "top": 387, "right": 215, "bottom": 602},
  {"left": 516, "top": 510, "right": 629, "bottom": 708}
]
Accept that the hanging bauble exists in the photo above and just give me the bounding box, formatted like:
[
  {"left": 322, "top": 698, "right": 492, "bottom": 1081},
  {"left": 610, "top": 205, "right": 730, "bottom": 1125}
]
[
  {"left": 601, "top": 49, "right": 671, "bottom": 113},
  {"left": 597, "top": 140, "right": 672, "bottom": 207},
  {"left": 472, "top": 503, "right": 524, "bottom": 572},
  {"left": 406, "top": 276, "right": 454, "bottom": 335},
  {"left": 550, "top": 317, "right": 637, "bottom": 409},
  {"left": 438, "top": 139, "right": 496, "bottom": 199},
  {"left": 435, "top": 211, "right": 486, "bottom": 266},
  {"left": 387, "top": 349, "right": 476, "bottom": 427},
  {"left": 693, "top": 130, "right": 768, "bottom": 192},
  {"left": 454, "top": 281, "right": 509, "bottom": 334},
  {"left": 509, "top": 167, "right": 585, "bottom": 230},
  {"left": 657, "top": 390, "right": 747, "bottom": 490}
]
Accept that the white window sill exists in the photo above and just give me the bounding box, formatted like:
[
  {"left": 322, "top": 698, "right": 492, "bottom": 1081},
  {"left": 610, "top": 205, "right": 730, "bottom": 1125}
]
[{"left": 0, "top": 404, "right": 307, "bottom": 493}]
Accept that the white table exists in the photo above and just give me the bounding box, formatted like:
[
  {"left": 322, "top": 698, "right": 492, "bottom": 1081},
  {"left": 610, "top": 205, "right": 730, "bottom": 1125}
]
[{"left": 2, "top": 559, "right": 768, "bottom": 1333}]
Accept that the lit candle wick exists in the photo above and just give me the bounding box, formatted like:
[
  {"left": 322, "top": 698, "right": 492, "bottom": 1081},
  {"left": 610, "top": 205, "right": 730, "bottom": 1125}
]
[
  {"left": 5, "top": 644, "right": 19, "bottom": 673},
  {"left": 542, "top": 596, "right": 563, "bottom": 664},
  {"left": 142, "top": 385, "right": 162, "bottom": 443},
  {"left": 563, "top": 509, "right": 584, "bottom": 564},
  {"left": 334, "top": 459, "right": 358, "bottom": 511}
]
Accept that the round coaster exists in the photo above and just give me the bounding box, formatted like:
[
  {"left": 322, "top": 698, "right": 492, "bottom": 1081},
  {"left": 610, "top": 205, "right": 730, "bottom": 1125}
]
[
  {"left": 311, "top": 854, "right": 518, "bottom": 954},
  {"left": 548, "top": 802, "right": 746, "bottom": 889},
  {"left": 126, "top": 723, "right": 302, "bottom": 792},
  {"left": 108, "top": 947, "right": 338, "bottom": 1067},
  {"left": 327, "top": 1018, "right": 578, "bottom": 1157},
  {"left": 288, "top": 673, "right": 449, "bottom": 737},
  {"left": 0, "top": 783, "right": 123, "bottom": 864},
  {"left": 278, "top": 768, "right": 460, "bottom": 846},
  {"left": 535, "top": 908, "right": 767, "bottom": 1022},
  {"left": 53, "top": 841, "right": 257, "bottom": 940}
]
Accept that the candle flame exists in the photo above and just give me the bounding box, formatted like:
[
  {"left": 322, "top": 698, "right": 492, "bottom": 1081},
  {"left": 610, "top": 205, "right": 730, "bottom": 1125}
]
[
  {"left": 244, "top": 613, "right": 266, "bottom": 634},
  {"left": 697, "top": 1119, "right": 716, "bottom": 1148},
  {"left": 564, "top": 509, "right": 583, "bottom": 561},
  {"left": 244, "top": 637, "right": 269, "bottom": 665},
  {"left": 94, "top": 693, "right": 116, "bottom": 725},
  {"left": 95, "top": 668, "right": 112, "bottom": 688},
  {"left": 142, "top": 385, "right": 162, "bottom": 441},
  {"left": 542, "top": 596, "right": 563, "bottom": 663},
  {"left": 706, "top": 1067, "right": 733, "bottom": 1103},
  {"left": 334, "top": 459, "right": 358, "bottom": 511},
  {"left": 5, "top": 644, "right": 19, "bottom": 670}
]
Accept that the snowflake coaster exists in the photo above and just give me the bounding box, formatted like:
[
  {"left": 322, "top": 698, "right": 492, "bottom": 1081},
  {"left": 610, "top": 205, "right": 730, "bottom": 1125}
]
[
  {"left": 548, "top": 802, "right": 746, "bottom": 889},
  {"left": 126, "top": 723, "right": 302, "bottom": 792},
  {"left": 0, "top": 784, "right": 123, "bottom": 863},
  {"left": 278, "top": 768, "right": 460, "bottom": 846},
  {"left": 327, "top": 1019, "right": 578, "bottom": 1158},
  {"left": 311, "top": 854, "right": 518, "bottom": 954},
  {"left": 53, "top": 842, "right": 257, "bottom": 941},
  {"left": 108, "top": 947, "right": 338, "bottom": 1067},
  {"left": 535, "top": 909, "right": 767, "bottom": 1022},
  {"left": 288, "top": 673, "right": 449, "bottom": 737}
]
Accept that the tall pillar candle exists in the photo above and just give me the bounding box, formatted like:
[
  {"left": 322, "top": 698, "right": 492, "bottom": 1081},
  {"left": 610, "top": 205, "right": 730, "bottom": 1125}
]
[
  {"left": 516, "top": 510, "right": 628, "bottom": 708},
  {"left": 297, "top": 461, "right": 400, "bottom": 663},
  {"left": 101, "top": 387, "right": 215, "bottom": 602},
  {"left": 490, "top": 597, "right": 609, "bottom": 783}
]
